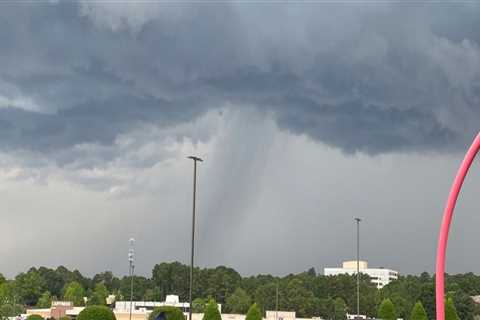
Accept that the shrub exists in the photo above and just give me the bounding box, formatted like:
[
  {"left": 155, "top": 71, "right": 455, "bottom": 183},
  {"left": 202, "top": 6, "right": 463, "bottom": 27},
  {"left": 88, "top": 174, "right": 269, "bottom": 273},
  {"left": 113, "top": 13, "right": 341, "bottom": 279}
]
[
  {"left": 445, "top": 297, "right": 460, "bottom": 320},
  {"left": 148, "top": 306, "right": 184, "bottom": 320},
  {"left": 410, "top": 302, "right": 428, "bottom": 320},
  {"left": 378, "top": 298, "right": 396, "bottom": 320},
  {"left": 27, "top": 315, "right": 44, "bottom": 320},
  {"left": 245, "top": 304, "right": 262, "bottom": 320},
  {"left": 203, "top": 300, "right": 221, "bottom": 320},
  {"left": 77, "top": 306, "right": 116, "bottom": 320}
]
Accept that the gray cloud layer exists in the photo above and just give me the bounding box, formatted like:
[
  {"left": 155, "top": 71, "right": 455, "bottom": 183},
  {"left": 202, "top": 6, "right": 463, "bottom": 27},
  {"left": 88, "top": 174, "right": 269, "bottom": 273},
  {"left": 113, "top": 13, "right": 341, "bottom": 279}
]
[{"left": 0, "top": 2, "right": 479, "bottom": 161}]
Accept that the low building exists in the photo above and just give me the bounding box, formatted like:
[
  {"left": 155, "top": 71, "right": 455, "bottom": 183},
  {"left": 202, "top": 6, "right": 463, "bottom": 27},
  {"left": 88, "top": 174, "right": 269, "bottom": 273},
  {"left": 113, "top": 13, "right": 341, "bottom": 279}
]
[
  {"left": 115, "top": 295, "right": 222, "bottom": 316},
  {"left": 346, "top": 314, "right": 367, "bottom": 320},
  {"left": 266, "top": 311, "right": 296, "bottom": 320},
  {"left": 115, "top": 295, "right": 192, "bottom": 313},
  {"left": 324, "top": 261, "right": 398, "bottom": 289},
  {"left": 26, "top": 296, "right": 317, "bottom": 320},
  {"left": 26, "top": 301, "right": 74, "bottom": 319}
]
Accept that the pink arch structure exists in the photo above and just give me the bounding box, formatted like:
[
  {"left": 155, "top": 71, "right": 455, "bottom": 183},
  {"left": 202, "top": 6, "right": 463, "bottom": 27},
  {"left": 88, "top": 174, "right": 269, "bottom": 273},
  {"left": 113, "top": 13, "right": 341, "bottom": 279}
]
[{"left": 436, "top": 132, "right": 480, "bottom": 320}]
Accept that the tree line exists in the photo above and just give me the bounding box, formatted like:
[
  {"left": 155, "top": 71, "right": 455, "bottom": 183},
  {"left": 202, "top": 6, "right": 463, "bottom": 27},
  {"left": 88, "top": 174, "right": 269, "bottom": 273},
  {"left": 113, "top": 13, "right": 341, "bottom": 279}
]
[{"left": 0, "top": 262, "right": 478, "bottom": 319}]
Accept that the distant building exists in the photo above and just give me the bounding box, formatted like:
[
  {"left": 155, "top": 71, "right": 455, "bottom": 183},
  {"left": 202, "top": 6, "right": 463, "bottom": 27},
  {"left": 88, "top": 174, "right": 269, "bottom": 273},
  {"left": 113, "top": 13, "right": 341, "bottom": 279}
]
[
  {"left": 115, "top": 294, "right": 221, "bottom": 314},
  {"left": 346, "top": 314, "right": 367, "bottom": 320},
  {"left": 265, "top": 311, "right": 296, "bottom": 320},
  {"left": 324, "top": 261, "right": 398, "bottom": 289},
  {"left": 26, "top": 296, "right": 314, "bottom": 320}
]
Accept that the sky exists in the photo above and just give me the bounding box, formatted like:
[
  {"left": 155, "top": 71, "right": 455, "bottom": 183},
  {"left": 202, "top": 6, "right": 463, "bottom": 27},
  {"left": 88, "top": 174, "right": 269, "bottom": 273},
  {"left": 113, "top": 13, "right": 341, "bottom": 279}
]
[{"left": 0, "top": 1, "right": 480, "bottom": 279}]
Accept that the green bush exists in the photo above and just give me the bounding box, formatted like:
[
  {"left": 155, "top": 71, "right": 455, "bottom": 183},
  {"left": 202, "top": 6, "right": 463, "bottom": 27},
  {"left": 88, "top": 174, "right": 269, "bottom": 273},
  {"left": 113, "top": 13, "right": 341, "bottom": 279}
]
[
  {"left": 148, "top": 306, "right": 184, "bottom": 320},
  {"left": 27, "top": 315, "right": 44, "bottom": 320},
  {"left": 59, "top": 316, "right": 71, "bottom": 320},
  {"left": 410, "top": 302, "right": 428, "bottom": 320},
  {"left": 445, "top": 297, "right": 460, "bottom": 320},
  {"left": 203, "top": 300, "right": 221, "bottom": 320},
  {"left": 378, "top": 298, "right": 396, "bottom": 320},
  {"left": 245, "top": 304, "right": 262, "bottom": 320},
  {"left": 77, "top": 306, "right": 116, "bottom": 320}
]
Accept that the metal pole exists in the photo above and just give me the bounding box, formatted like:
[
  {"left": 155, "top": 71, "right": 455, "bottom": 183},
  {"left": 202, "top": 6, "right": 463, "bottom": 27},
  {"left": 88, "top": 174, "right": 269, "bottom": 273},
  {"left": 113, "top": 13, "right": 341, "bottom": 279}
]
[
  {"left": 275, "top": 282, "right": 279, "bottom": 320},
  {"left": 188, "top": 156, "right": 203, "bottom": 320},
  {"left": 355, "top": 218, "right": 361, "bottom": 319},
  {"left": 129, "top": 238, "right": 135, "bottom": 320}
]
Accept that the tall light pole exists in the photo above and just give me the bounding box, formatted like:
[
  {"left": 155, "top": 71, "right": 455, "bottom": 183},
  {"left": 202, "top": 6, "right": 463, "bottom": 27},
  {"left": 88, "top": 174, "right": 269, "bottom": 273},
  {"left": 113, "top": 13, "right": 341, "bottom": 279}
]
[
  {"left": 128, "top": 238, "right": 135, "bottom": 320},
  {"left": 188, "top": 156, "right": 203, "bottom": 320},
  {"left": 354, "top": 218, "right": 361, "bottom": 319},
  {"left": 275, "top": 282, "right": 279, "bottom": 320}
]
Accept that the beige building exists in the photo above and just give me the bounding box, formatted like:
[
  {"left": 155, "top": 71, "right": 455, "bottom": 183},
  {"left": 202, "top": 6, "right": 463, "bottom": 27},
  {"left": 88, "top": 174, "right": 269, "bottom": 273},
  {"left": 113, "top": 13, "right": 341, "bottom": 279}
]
[{"left": 26, "top": 301, "right": 74, "bottom": 319}]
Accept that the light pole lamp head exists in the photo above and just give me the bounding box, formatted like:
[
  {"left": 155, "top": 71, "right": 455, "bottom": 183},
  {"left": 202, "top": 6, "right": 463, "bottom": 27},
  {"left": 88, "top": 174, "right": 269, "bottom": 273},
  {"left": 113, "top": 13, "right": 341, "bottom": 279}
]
[
  {"left": 187, "top": 156, "right": 203, "bottom": 162},
  {"left": 355, "top": 217, "right": 362, "bottom": 223}
]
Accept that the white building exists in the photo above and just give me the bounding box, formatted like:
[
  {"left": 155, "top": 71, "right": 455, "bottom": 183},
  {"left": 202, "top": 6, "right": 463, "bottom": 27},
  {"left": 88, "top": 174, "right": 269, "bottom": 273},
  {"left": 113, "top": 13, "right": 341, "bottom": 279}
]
[
  {"left": 115, "top": 295, "right": 222, "bottom": 315},
  {"left": 115, "top": 295, "right": 191, "bottom": 313},
  {"left": 324, "top": 261, "right": 398, "bottom": 289}
]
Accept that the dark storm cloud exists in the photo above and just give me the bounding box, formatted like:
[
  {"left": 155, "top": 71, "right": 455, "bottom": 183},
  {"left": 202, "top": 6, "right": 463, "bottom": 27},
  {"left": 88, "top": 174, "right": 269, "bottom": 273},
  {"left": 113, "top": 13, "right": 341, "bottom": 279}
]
[
  {"left": 0, "top": 95, "right": 202, "bottom": 152},
  {"left": 0, "top": 2, "right": 479, "bottom": 162}
]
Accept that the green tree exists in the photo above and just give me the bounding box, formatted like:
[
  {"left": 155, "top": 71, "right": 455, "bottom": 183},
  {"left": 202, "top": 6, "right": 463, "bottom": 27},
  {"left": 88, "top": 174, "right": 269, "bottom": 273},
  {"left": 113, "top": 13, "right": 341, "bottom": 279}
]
[
  {"left": 378, "top": 298, "right": 396, "bottom": 320},
  {"left": 203, "top": 300, "right": 221, "bottom": 320},
  {"left": 192, "top": 298, "right": 207, "bottom": 313},
  {"left": 284, "top": 279, "right": 316, "bottom": 317},
  {"left": 202, "top": 267, "right": 242, "bottom": 304},
  {"left": 452, "top": 290, "right": 474, "bottom": 320},
  {"left": 226, "top": 288, "right": 251, "bottom": 314},
  {"left": 15, "top": 269, "right": 47, "bottom": 306},
  {"left": 418, "top": 283, "right": 435, "bottom": 320},
  {"left": 388, "top": 294, "right": 410, "bottom": 320},
  {"left": 334, "top": 297, "right": 346, "bottom": 320},
  {"left": 120, "top": 276, "right": 150, "bottom": 301},
  {"left": 26, "top": 315, "right": 43, "bottom": 320},
  {"left": 246, "top": 304, "right": 262, "bottom": 320},
  {"left": 144, "top": 288, "right": 161, "bottom": 301},
  {"left": 63, "top": 281, "right": 85, "bottom": 306},
  {"left": 77, "top": 306, "right": 116, "bottom": 320},
  {"left": 37, "top": 291, "right": 52, "bottom": 308},
  {"left": 88, "top": 283, "right": 108, "bottom": 306},
  {"left": 317, "top": 298, "right": 334, "bottom": 320},
  {"left": 152, "top": 262, "right": 189, "bottom": 301},
  {"left": 254, "top": 283, "right": 277, "bottom": 313},
  {"left": 92, "top": 272, "right": 120, "bottom": 293},
  {"left": 0, "top": 304, "right": 24, "bottom": 319},
  {"left": 445, "top": 297, "right": 460, "bottom": 320},
  {"left": 148, "top": 307, "right": 184, "bottom": 320},
  {"left": 410, "top": 302, "right": 428, "bottom": 320},
  {"left": 0, "top": 282, "right": 16, "bottom": 305}
]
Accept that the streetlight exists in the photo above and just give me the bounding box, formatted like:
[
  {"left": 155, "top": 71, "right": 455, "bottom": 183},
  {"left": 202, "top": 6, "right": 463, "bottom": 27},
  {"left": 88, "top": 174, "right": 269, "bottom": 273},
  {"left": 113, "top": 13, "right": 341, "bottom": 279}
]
[
  {"left": 128, "top": 238, "right": 135, "bottom": 320},
  {"left": 275, "top": 282, "right": 279, "bottom": 320},
  {"left": 188, "top": 156, "right": 203, "bottom": 320},
  {"left": 354, "top": 218, "right": 361, "bottom": 320}
]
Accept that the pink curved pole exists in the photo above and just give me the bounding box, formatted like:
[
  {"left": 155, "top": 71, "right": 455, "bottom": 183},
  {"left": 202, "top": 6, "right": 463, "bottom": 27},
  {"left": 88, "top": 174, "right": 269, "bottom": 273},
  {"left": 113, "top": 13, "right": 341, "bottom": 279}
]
[{"left": 436, "top": 132, "right": 480, "bottom": 320}]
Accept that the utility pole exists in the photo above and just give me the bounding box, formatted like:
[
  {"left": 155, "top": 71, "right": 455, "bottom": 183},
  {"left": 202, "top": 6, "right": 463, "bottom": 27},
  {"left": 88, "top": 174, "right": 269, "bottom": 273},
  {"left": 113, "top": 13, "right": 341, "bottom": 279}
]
[
  {"left": 188, "top": 156, "right": 203, "bottom": 320},
  {"left": 354, "top": 218, "right": 361, "bottom": 319},
  {"left": 129, "top": 238, "right": 135, "bottom": 320}
]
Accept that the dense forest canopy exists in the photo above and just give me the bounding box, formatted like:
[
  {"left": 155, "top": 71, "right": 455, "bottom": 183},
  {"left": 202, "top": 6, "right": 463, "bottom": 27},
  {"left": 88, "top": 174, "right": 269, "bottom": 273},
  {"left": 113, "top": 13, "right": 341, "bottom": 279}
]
[{"left": 0, "top": 262, "right": 478, "bottom": 319}]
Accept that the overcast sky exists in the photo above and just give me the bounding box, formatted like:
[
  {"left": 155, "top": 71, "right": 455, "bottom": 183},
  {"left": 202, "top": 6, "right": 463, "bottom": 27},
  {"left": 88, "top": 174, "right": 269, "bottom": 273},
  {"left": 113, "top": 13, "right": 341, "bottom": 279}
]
[{"left": 0, "top": 1, "right": 480, "bottom": 279}]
